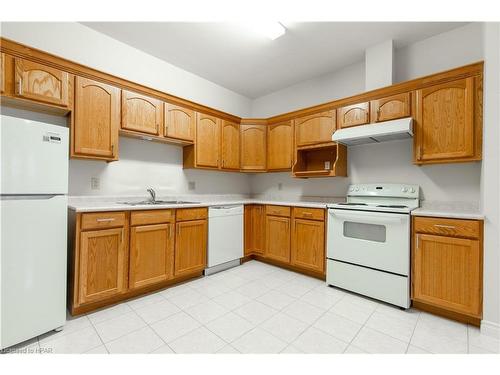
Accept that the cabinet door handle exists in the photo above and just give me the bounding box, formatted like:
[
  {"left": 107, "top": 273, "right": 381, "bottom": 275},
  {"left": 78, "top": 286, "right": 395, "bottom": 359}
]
[
  {"left": 164, "top": 124, "right": 168, "bottom": 136},
  {"left": 434, "top": 224, "right": 456, "bottom": 229},
  {"left": 17, "top": 79, "right": 23, "bottom": 95},
  {"left": 303, "top": 212, "right": 313, "bottom": 217},
  {"left": 111, "top": 144, "right": 115, "bottom": 156},
  {"left": 121, "top": 229, "right": 124, "bottom": 244},
  {"left": 416, "top": 234, "right": 419, "bottom": 250},
  {"left": 376, "top": 108, "right": 381, "bottom": 121},
  {"left": 96, "top": 218, "right": 115, "bottom": 222}
]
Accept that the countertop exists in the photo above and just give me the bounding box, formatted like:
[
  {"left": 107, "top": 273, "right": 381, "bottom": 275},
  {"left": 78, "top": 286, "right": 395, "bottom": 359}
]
[
  {"left": 411, "top": 201, "right": 484, "bottom": 220},
  {"left": 68, "top": 195, "right": 341, "bottom": 212}
]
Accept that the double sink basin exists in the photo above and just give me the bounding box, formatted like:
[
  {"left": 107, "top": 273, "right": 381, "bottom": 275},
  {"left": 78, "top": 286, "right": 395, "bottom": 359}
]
[{"left": 118, "top": 200, "right": 199, "bottom": 206}]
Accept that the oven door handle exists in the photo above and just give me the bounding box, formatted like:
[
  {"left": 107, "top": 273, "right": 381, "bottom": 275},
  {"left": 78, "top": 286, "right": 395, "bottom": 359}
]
[{"left": 329, "top": 210, "right": 403, "bottom": 225}]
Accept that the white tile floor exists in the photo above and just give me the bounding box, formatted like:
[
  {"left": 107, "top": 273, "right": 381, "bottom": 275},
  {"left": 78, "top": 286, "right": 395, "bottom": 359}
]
[{"left": 3, "top": 260, "right": 500, "bottom": 354}]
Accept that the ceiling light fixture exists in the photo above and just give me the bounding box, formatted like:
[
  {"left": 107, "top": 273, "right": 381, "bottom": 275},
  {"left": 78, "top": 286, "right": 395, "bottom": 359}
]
[{"left": 242, "top": 22, "right": 286, "bottom": 40}]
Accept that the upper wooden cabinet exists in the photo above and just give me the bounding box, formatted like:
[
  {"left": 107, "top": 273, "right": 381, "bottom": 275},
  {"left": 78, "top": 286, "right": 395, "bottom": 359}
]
[
  {"left": 195, "top": 113, "right": 221, "bottom": 168},
  {"left": 338, "top": 102, "right": 370, "bottom": 128},
  {"left": 72, "top": 77, "right": 120, "bottom": 160},
  {"left": 267, "top": 121, "right": 293, "bottom": 171},
  {"left": 370, "top": 92, "right": 411, "bottom": 122},
  {"left": 129, "top": 223, "right": 174, "bottom": 290},
  {"left": 221, "top": 120, "right": 240, "bottom": 170},
  {"left": 14, "top": 58, "right": 69, "bottom": 107},
  {"left": 0, "top": 53, "right": 5, "bottom": 94},
  {"left": 294, "top": 111, "right": 336, "bottom": 147},
  {"left": 164, "top": 103, "right": 195, "bottom": 142},
  {"left": 240, "top": 123, "right": 267, "bottom": 171},
  {"left": 78, "top": 227, "right": 127, "bottom": 305},
  {"left": 414, "top": 77, "right": 481, "bottom": 164},
  {"left": 121, "top": 90, "right": 163, "bottom": 136},
  {"left": 413, "top": 216, "right": 483, "bottom": 318}
]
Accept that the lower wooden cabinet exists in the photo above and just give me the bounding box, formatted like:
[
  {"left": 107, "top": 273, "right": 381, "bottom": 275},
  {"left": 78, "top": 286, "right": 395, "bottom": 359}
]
[
  {"left": 174, "top": 219, "right": 208, "bottom": 277},
  {"left": 265, "top": 214, "right": 291, "bottom": 263},
  {"left": 291, "top": 216, "right": 325, "bottom": 273},
  {"left": 129, "top": 223, "right": 174, "bottom": 290},
  {"left": 412, "top": 216, "right": 483, "bottom": 320},
  {"left": 78, "top": 226, "right": 127, "bottom": 305},
  {"left": 244, "top": 205, "right": 265, "bottom": 256}
]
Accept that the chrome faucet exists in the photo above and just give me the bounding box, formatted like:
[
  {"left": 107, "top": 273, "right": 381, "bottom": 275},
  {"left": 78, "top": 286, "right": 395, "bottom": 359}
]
[{"left": 147, "top": 188, "right": 156, "bottom": 203}]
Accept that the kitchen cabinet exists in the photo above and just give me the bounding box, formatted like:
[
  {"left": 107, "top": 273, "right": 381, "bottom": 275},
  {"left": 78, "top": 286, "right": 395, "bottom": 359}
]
[
  {"left": 291, "top": 208, "right": 325, "bottom": 273},
  {"left": 338, "top": 102, "right": 370, "bottom": 128},
  {"left": 414, "top": 77, "right": 482, "bottom": 164},
  {"left": 121, "top": 90, "right": 163, "bottom": 135},
  {"left": 195, "top": 112, "right": 221, "bottom": 168},
  {"left": 294, "top": 110, "right": 336, "bottom": 147},
  {"left": 244, "top": 205, "right": 265, "bottom": 256},
  {"left": 370, "top": 92, "right": 411, "bottom": 122},
  {"left": 265, "top": 207, "right": 291, "bottom": 263},
  {"left": 240, "top": 123, "right": 267, "bottom": 171},
  {"left": 221, "top": 120, "right": 240, "bottom": 170},
  {"left": 412, "top": 216, "right": 482, "bottom": 319},
  {"left": 78, "top": 224, "right": 127, "bottom": 305},
  {"left": 267, "top": 121, "right": 293, "bottom": 171},
  {"left": 72, "top": 77, "right": 120, "bottom": 160},
  {"left": 129, "top": 209, "right": 174, "bottom": 290},
  {"left": 164, "top": 103, "right": 195, "bottom": 142},
  {"left": 14, "top": 58, "right": 70, "bottom": 107},
  {"left": 174, "top": 208, "right": 208, "bottom": 277}
]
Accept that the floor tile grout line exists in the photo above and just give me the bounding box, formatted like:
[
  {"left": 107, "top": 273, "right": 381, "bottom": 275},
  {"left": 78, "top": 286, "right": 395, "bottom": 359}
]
[{"left": 405, "top": 310, "right": 422, "bottom": 353}]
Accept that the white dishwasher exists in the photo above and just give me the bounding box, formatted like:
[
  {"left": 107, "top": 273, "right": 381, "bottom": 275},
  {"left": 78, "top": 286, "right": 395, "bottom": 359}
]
[{"left": 206, "top": 205, "right": 244, "bottom": 275}]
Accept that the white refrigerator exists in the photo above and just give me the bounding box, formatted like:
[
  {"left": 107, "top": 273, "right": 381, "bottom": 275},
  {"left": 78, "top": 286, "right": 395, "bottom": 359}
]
[{"left": 0, "top": 114, "right": 68, "bottom": 349}]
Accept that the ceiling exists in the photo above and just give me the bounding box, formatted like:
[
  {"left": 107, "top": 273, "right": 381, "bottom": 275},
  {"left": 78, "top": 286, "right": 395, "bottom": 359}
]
[{"left": 82, "top": 22, "right": 467, "bottom": 98}]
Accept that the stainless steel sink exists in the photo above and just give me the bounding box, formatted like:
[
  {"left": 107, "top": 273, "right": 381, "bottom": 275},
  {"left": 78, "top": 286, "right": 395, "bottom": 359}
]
[{"left": 118, "top": 200, "right": 199, "bottom": 206}]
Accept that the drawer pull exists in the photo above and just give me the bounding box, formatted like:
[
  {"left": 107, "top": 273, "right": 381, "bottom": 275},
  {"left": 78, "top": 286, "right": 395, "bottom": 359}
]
[
  {"left": 302, "top": 212, "right": 313, "bottom": 217},
  {"left": 96, "top": 218, "right": 116, "bottom": 222},
  {"left": 434, "top": 224, "right": 455, "bottom": 229}
]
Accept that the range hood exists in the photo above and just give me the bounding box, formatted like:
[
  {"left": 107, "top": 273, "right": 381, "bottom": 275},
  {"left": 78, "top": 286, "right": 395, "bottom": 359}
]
[{"left": 332, "top": 117, "right": 413, "bottom": 146}]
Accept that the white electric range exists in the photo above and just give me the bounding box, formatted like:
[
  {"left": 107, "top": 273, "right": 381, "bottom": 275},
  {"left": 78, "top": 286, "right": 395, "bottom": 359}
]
[{"left": 326, "top": 183, "right": 420, "bottom": 308}]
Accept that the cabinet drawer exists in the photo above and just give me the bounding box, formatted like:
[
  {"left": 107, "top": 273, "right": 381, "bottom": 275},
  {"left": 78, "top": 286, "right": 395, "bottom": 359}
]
[
  {"left": 81, "top": 212, "right": 126, "bottom": 230},
  {"left": 176, "top": 207, "right": 208, "bottom": 221},
  {"left": 265, "top": 205, "right": 291, "bottom": 217},
  {"left": 130, "top": 209, "right": 174, "bottom": 226},
  {"left": 414, "top": 217, "right": 481, "bottom": 239},
  {"left": 293, "top": 207, "right": 325, "bottom": 221}
]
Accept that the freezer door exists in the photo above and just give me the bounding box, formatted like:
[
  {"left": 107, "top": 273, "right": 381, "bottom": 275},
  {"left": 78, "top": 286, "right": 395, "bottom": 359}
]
[
  {"left": 0, "top": 115, "right": 69, "bottom": 195},
  {"left": 0, "top": 195, "right": 67, "bottom": 349}
]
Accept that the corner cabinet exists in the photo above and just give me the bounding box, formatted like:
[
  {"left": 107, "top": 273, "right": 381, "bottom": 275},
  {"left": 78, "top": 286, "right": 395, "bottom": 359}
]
[
  {"left": 244, "top": 205, "right": 265, "bottom": 256},
  {"left": 414, "top": 76, "right": 482, "bottom": 164},
  {"left": 240, "top": 123, "right": 267, "bottom": 171},
  {"left": 267, "top": 121, "right": 293, "bottom": 171},
  {"left": 72, "top": 77, "right": 120, "bottom": 161},
  {"left": 121, "top": 90, "right": 163, "bottom": 136},
  {"left": 412, "top": 216, "right": 483, "bottom": 322}
]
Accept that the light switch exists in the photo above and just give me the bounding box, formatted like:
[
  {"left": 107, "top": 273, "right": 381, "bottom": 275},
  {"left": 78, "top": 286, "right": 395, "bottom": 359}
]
[
  {"left": 188, "top": 181, "right": 196, "bottom": 190},
  {"left": 91, "top": 177, "right": 100, "bottom": 190}
]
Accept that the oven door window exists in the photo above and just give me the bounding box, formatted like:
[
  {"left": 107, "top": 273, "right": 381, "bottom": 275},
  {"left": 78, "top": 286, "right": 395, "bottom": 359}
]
[{"left": 343, "top": 221, "right": 386, "bottom": 243}]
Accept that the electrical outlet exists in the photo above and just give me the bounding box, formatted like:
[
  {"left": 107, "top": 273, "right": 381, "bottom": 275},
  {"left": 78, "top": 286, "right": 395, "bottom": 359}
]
[
  {"left": 91, "top": 177, "right": 100, "bottom": 190},
  {"left": 324, "top": 161, "right": 331, "bottom": 170},
  {"left": 278, "top": 183, "right": 283, "bottom": 191},
  {"left": 188, "top": 181, "right": 196, "bottom": 191}
]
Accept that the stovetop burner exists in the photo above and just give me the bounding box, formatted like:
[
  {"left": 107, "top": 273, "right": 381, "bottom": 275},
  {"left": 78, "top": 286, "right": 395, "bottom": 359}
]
[{"left": 376, "top": 205, "right": 409, "bottom": 208}]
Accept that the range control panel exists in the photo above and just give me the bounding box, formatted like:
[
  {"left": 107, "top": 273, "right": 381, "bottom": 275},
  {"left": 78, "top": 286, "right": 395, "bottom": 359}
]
[{"left": 347, "top": 183, "right": 420, "bottom": 199}]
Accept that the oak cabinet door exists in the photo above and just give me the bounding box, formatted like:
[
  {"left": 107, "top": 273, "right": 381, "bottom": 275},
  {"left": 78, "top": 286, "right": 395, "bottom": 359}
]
[
  {"left": 291, "top": 218, "right": 325, "bottom": 273},
  {"left": 294, "top": 111, "right": 336, "bottom": 147},
  {"left": 265, "top": 215, "right": 291, "bottom": 263},
  {"left": 73, "top": 77, "right": 120, "bottom": 160},
  {"left": 415, "top": 78, "right": 475, "bottom": 163},
  {"left": 338, "top": 102, "right": 370, "bottom": 128},
  {"left": 164, "top": 103, "right": 195, "bottom": 141},
  {"left": 121, "top": 90, "right": 163, "bottom": 135},
  {"left": 174, "top": 219, "right": 207, "bottom": 277},
  {"left": 267, "top": 121, "right": 293, "bottom": 170},
  {"left": 79, "top": 228, "right": 126, "bottom": 304},
  {"left": 240, "top": 124, "right": 267, "bottom": 171},
  {"left": 129, "top": 223, "right": 174, "bottom": 290},
  {"left": 221, "top": 120, "right": 240, "bottom": 170},
  {"left": 0, "top": 53, "right": 5, "bottom": 94},
  {"left": 413, "top": 233, "right": 481, "bottom": 317},
  {"left": 196, "top": 113, "right": 220, "bottom": 168},
  {"left": 14, "top": 58, "right": 69, "bottom": 107},
  {"left": 370, "top": 92, "right": 411, "bottom": 122},
  {"left": 244, "top": 205, "right": 265, "bottom": 256}
]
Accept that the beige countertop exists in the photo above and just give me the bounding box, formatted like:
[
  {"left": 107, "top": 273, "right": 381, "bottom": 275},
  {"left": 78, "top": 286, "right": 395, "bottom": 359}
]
[{"left": 411, "top": 201, "right": 484, "bottom": 220}]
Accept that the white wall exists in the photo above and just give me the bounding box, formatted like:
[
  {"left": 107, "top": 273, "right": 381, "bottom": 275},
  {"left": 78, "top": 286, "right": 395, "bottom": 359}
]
[
  {"left": 0, "top": 22, "right": 252, "bottom": 118},
  {"left": 480, "top": 22, "right": 500, "bottom": 334}
]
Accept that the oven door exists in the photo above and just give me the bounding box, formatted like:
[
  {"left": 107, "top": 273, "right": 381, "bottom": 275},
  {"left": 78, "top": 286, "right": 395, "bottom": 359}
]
[{"left": 327, "top": 209, "right": 410, "bottom": 275}]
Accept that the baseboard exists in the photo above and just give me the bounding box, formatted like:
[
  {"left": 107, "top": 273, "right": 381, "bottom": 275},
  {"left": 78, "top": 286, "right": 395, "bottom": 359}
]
[{"left": 481, "top": 320, "right": 500, "bottom": 339}]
